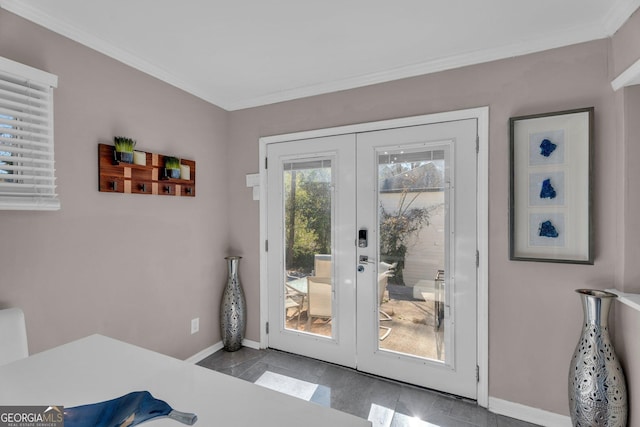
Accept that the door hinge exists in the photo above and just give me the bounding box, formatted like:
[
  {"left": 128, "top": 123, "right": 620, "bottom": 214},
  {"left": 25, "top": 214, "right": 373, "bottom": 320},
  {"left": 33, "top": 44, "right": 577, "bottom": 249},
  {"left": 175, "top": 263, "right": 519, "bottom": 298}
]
[
  {"left": 265, "top": 240, "right": 268, "bottom": 252},
  {"left": 266, "top": 321, "right": 269, "bottom": 334},
  {"left": 476, "top": 250, "right": 479, "bottom": 268},
  {"left": 476, "top": 365, "right": 480, "bottom": 382},
  {"left": 265, "top": 157, "right": 268, "bottom": 169},
  {"left": 476, "top": 135, "right": 479, "bottom": 154}
]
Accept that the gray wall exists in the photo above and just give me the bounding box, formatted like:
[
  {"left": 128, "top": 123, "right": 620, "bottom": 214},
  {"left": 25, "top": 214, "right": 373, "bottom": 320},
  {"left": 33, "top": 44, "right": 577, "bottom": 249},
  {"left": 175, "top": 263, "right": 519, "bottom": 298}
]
[
  {"left": 611, "top": 8, "right": 640, "bottom": 79},
  {"left": 0, "top": 9, "right": 230, "bottom": 360},
  {"left": 227, "top": 40, "right": 617, "bottom": 415}
]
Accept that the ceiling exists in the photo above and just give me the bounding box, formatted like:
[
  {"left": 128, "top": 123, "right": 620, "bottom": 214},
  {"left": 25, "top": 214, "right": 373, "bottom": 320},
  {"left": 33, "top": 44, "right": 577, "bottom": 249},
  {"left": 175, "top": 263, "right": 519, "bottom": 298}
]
[{"left": 1, "top": 0, "right": 639, "bottom": 111}]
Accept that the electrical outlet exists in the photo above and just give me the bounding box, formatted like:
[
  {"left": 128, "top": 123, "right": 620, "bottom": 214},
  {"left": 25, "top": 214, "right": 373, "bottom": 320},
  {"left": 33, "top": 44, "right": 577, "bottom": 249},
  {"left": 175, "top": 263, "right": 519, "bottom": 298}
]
[{"left": 191, "top": 318, "right": 199, "bottom": 334}]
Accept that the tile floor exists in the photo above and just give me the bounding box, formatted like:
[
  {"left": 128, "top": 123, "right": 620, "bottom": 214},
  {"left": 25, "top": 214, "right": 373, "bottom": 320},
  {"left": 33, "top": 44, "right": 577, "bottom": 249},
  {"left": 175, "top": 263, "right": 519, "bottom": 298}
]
[{"left": 197, "top": 347, "right": 540, "bottom": 427}]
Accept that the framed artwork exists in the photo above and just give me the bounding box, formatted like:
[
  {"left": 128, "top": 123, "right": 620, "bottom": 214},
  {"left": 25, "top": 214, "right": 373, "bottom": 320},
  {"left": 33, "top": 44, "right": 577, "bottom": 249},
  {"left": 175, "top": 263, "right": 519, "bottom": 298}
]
[{"left": 509, "top": 107, "right": 593, "bottom": 264}]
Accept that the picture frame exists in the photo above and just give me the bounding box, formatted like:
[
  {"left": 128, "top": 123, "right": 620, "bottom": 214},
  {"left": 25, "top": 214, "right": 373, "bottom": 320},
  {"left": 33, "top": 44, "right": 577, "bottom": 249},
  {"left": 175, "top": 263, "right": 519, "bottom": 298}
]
[{"left": 509, "top": 107, "right": 593, "bottom": 264}]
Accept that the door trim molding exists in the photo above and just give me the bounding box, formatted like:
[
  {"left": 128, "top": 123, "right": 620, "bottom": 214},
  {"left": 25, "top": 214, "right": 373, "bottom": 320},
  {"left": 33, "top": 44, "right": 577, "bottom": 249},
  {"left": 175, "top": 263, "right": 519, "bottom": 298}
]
[{"left": 258, "top": 106, "right": 489, "bottom": 407}]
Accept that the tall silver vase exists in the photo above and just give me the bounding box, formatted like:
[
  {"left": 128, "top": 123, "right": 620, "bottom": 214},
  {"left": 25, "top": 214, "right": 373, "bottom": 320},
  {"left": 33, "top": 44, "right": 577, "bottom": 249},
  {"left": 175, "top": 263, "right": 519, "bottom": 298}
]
[
  {"left": 568, "top": 289, "right": 627, "bottom": 426},
  {"left": 220, "top": 256, "right": 246, "bottom": 352}
]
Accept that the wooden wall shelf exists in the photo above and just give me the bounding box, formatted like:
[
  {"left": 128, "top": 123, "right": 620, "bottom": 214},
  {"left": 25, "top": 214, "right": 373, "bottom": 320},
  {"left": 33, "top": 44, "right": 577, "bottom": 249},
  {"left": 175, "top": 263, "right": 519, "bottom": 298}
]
[{"left": 98, "top": 144, "right": 196, "bottom": 197}]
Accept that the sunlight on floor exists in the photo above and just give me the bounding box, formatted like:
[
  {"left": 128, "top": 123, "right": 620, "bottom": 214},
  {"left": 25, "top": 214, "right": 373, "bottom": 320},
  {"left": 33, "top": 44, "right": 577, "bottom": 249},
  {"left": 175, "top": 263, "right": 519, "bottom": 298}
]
[
  {"left": 254, "top": 371, "right": 331, "bottom": 407},
  {"left": 255, "top": 371, "right": 318, "bottom": 400},
  {"left": 369, "top": 404, "right": 441, "bottom": 427},
  {"left": 255, "top": 371, "right": 441, "bottom": 427}
]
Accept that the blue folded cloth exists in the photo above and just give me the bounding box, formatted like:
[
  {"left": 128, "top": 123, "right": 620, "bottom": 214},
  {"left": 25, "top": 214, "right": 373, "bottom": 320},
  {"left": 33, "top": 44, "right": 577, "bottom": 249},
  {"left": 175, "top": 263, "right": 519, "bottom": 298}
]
[{"left": 64, "top": 391, "right": 197, "bottom": 427}]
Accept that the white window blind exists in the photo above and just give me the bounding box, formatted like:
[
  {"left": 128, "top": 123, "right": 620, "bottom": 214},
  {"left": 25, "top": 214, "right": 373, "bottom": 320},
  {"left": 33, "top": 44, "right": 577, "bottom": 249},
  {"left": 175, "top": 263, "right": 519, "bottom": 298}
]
[{"left": 0, "top": 56, "right": 59, "bottom": 210}]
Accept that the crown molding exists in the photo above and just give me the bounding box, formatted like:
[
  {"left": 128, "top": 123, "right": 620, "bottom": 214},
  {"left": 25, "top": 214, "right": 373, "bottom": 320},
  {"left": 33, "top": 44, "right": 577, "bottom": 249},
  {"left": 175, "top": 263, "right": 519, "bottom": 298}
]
[
  {"left": 2, "top": 0, "right": 636, "bottom": 111},
  {"left": 226, "top": 24, "right": 607, "bottom": 110},
  {"left": 0, "top": 0, "right": 228, "bottom": 107}
]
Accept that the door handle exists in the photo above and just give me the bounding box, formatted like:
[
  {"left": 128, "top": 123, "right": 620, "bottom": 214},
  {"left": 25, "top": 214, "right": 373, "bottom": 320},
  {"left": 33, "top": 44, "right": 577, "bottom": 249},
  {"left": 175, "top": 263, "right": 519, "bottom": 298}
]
[{"left": 359, "top": 255, "right": 375, "bottom": 265}]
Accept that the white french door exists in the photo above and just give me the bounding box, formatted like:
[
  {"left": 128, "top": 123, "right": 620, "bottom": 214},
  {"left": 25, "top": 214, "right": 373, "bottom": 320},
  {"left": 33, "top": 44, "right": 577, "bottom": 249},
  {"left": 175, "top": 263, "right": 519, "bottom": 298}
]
[
  {"left": 355, "top": 120, "right": 478, "bottom": 398},
  {"left": 266, "top": 134, "right": 358, "bottom": 367},
  {"left": 264, "top": 118, "right": 479, "bottom": 399}
]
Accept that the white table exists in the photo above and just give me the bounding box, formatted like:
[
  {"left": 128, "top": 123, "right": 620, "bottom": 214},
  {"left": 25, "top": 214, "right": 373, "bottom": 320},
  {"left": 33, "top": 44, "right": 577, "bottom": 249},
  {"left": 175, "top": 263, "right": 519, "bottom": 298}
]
[{"left": 0, "top": 334, "right": 370, "bottom": 427}]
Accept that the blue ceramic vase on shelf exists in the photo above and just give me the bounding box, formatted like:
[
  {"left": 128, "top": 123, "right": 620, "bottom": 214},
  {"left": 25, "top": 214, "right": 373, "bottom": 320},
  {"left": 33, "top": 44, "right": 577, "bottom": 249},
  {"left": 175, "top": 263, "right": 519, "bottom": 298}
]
[{"left": 220, "top": 256, "right": 246, "bottom": 352}]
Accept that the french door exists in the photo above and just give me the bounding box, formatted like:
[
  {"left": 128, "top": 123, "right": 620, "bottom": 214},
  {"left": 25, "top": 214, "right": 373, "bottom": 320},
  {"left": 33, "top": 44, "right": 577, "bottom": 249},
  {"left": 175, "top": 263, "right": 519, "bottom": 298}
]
[
  {"left": 266, "top": 134, "right": 357, "bottom": 367},
  {"left": 265, "top": 119, "right": 478, "bottom": 399}
]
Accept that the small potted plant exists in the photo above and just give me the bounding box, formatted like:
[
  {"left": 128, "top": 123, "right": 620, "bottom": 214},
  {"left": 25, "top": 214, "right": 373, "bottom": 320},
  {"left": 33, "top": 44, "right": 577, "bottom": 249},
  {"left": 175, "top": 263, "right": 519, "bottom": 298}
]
[
  {"left": 164, "top": 156, "right": 181, "bottom": 179},
  {"left": 113, "top": 136, "right": 136, "bottom": 164}
]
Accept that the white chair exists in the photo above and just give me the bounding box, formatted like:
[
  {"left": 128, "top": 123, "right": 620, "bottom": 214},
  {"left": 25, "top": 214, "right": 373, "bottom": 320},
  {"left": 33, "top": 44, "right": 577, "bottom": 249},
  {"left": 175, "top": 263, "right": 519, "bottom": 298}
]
[
  {"left": 418, "top": 269, "right": 445, "bottom": 330},
  {"left": 433, "top": 269, "right": 445, "bottom": 329},
  {"left": 0, "top": 308, "right": 28, "bottom": 366},
  {"left": 306, "top": 276, "right": 332, "bottom": 330},
  {"left": 378, "top": 262, "right": 396, "bottom": 340},
  {"left": 313, "top": 254, "right": 331, "bottom": 277},
  {"left": 285, "top": 284, "right": 306, "bottom": 329}
]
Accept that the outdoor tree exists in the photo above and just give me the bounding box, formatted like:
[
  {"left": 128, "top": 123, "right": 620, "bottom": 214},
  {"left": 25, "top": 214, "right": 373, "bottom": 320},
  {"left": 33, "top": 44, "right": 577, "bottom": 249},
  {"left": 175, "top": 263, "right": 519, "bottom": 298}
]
[{"left": 284, "top": 167, "right": 331, "bottom": 274}]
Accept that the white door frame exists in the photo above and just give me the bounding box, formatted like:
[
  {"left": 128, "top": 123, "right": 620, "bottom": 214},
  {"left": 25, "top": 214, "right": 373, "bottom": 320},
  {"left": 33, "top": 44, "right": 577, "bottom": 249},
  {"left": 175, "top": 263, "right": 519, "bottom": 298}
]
[{"left": 258, "top": 106, "right": 489, "bottom": 407}]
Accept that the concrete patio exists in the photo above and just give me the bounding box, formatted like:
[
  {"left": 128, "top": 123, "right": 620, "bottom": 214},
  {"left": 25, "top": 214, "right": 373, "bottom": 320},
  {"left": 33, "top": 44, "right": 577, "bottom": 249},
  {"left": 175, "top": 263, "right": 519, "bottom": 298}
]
[{"left": 285, "top": 284, "right": 445, "bottom": 362}]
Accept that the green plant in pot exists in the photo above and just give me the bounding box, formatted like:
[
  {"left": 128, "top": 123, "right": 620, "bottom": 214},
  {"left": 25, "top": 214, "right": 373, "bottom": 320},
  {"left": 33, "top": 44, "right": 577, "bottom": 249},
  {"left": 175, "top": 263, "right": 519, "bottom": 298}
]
[
  {"left": 164, "top": 156, "right": 181, "bottom": 179},
  {"left": 113, "top": 136, "right": 136, "bottom": 164}
]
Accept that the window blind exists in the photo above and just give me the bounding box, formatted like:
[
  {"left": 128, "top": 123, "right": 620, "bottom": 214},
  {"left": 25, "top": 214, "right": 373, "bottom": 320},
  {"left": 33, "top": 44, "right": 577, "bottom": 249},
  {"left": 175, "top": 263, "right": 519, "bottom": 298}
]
[{"left": 0, "top": 56, "right": 59, "bottom": 210}]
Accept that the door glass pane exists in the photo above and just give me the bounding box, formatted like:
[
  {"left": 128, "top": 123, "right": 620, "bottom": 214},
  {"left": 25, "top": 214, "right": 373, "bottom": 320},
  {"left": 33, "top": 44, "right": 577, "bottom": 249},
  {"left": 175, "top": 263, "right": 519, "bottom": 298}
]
[
  {"left": 377, "top": 148, "right": 446, "bottom": 361},
  {"left": 283, "top": 159, "right": 333, "bottom": 337}
]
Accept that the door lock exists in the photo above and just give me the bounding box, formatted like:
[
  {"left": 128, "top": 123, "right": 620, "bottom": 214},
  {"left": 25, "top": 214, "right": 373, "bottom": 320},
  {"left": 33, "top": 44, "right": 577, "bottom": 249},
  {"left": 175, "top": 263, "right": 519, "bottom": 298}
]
[
  {"left": 358, "top": 229, "right": 368, "bottom": 248},
  {"left": 357, "top": 265, "right": 365, "bottom": 273}
]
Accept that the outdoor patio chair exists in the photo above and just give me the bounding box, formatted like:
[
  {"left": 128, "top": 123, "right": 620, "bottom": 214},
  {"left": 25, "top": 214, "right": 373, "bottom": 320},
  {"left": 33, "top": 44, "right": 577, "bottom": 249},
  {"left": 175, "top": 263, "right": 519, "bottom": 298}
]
[
  {"left": 285, "top": 284, "right": 306, "bottom": 329},
  {"left": 313, "top": 254, "right": 331, "bottom": 277},
  {"left": 378, "top": 262, "right": 396, "bottom": 340},
  {"left": 433, "top": 269, "right": 445, "bottom": 329},
  {"left": 306, "top": 276, "right": 332, "bottom": 330},
  {"left": 419, "top": 269, "right": 445, "bottom": 330}
]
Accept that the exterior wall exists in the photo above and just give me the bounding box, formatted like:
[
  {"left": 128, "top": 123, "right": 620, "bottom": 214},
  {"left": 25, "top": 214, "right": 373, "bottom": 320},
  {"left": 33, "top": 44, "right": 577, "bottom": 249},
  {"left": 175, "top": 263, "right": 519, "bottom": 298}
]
[
  {"left": 0, "top": 10, "right": 230, "bottom": 360},
  {"left": 379, "top": 191, "right": 445, "bottom": 286},
  {"left": 228, "top": 39, "right": 617, "bottom": 416}
]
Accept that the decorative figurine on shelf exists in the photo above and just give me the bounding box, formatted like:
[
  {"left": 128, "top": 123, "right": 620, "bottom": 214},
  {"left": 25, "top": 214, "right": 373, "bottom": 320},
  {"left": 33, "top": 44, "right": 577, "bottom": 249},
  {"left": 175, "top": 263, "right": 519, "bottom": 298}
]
[
  {"left": 113, "top": 136, "right": 136, "bottom": 164},
  {"left": 164, "top": 156, "right": 181, "bottom": 179}
]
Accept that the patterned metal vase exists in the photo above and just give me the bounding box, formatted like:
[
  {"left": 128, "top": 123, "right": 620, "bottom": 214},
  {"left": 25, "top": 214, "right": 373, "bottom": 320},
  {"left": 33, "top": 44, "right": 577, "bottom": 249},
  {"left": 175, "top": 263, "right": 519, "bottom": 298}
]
[
  {"left": 220, "top": 256, "right": 246, "bottom": 352},
  {"left": 569, "top": 289, "right": 627, "bottom": 427}
]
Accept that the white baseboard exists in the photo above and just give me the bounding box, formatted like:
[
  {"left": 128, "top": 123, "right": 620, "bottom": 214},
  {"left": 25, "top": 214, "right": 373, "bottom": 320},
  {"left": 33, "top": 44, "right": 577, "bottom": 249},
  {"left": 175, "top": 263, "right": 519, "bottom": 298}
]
[
  {"left": 184, "top": 342, "right": 224, "bottom": 364},
  {"left": 184, "top": 338, "right": 262, "bottom": 364},
  {"left": 242, "top": 338, "right": 261, "bottom": 350},
  {"left": 489, "top": 397, "right": 572, "bottom": 427}
]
